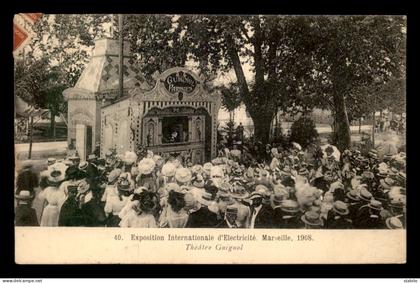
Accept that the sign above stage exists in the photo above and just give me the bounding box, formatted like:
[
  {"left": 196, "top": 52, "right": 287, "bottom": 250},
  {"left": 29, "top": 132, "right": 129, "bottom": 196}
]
[{"left": 164, "top": 71, "right": 197, "bottom": 95}]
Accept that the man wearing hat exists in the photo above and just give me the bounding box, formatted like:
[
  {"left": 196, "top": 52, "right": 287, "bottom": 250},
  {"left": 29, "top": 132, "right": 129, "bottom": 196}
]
[
  {"left": 186, "top": 191, "right": 219, "bottom": 228},
  {"left": 325, "top": 201, "right": 353, "bottom": 229},
  {"left": 354, "top": 199, "right": 385, "bottom": 229},
  {"left": 247, "top": 186, "right": 275, "bottom": 228},
  {"left": 277, "top": 199, "right": 302, "bottom": 228},
  {"left": 270, "top": 191, "right": 288, "bottom": 228},
  {"left": 215, "top": 206, "right": 241, "bottom": 228},
  {"left": 74, "top": 180, "right": 107, "bottom": 227},
  {"left": 15, "top": 190, "right": 39, "bottom": 226},
  {"left": 16, "top": 161, "right": 39, "bottom": 197},
  {"left": 301, "top": 211, "right": 324, "bottom": 229},
  {"left": 345, "top": 189, "right": 362, "bottom": 223},
  {"left": 254, "top": 169, "right": 274, "bottom": 191}
]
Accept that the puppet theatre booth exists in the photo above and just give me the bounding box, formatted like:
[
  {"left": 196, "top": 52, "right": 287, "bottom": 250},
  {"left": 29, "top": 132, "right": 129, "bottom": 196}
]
[
  {"left": 63, "top": 38, "right": 221, "bottom": 163},
  {"left": 101, "top": 67, "right": 221, "bottom": 164}
]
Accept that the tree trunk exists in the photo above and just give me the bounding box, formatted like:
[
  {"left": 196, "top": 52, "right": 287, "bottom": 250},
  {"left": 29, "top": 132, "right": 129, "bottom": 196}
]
[
  {"left": 250, "top": 111, "right": 274, "bottom": 145},
  {"left": 332, "top": 91, "right": 351, "bottom": 152},
  {"left": 359, "top": 118, "right": 362, "bottom": 134},
  {"left": 28, "top": 116, "right": 34, "bottom": 159},
  {"left": 50, "top": 113, "right": 56, "bottom": 139}
]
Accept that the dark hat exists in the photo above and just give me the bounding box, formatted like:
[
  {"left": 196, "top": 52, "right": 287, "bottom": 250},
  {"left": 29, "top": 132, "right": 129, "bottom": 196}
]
[
  {"left": 117, "top": 179, "right": 131, "bottom": 191},
  {"left": 138, "top": 191, "right": 158, "bottom": 213},
  {"left": 325, "top": 146, "right": 334, "bottom": 154},
  {"left": 301, "top": 211, "right": 323, "bottom": 226},
  {"left": 65, "top": 165, "right": 80, "bottom": 180},
  {"left": 332, "top": 201, "right": 349, "bottom": 215}
]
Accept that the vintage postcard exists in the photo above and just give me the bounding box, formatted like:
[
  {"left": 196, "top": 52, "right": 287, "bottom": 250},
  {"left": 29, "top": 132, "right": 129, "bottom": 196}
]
[{"left": 14, "top": 14, "right": 406, "bottom": 264}]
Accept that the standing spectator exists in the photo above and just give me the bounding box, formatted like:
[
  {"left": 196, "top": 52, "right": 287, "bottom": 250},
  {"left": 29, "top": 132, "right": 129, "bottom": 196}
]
[
  {"left": 15, "top": 190, "right": 39, "bottom": 226},
  {"left": 16, "top": 161, "right": 38, "bottom": 196}
]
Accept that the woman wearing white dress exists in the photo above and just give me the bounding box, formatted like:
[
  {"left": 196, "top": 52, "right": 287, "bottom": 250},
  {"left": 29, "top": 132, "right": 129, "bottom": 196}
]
[
  {"left": 39, "top": 163, "right": 67, "bottom": 227},
  {"left": 119, "top": 191, "right": 158, "bottom": 228},
  {"left": 104, "top": 176, "right": 132, "bottom": 227}
]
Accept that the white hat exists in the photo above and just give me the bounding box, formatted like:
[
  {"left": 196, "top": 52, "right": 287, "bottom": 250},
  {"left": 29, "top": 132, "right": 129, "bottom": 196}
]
[
  {"left": 203, "top": 162, "right": 213, "bottom": 175},
  {"left": 15, "top": 190, "right": 34, "bottom": 201},
  {"left": 47, "top": 162, "right": 67, "bottom": 183},
  {"left": 137, "top": 158, "right": 156, "bottom": 175},
  {"left": 175, "top": 168, "right": 192, "bottom": 184},
  {"left": 123, "top": 151, "right": 138, "bottom": 165},
  {"left": 197, "top": 191, "right": 214, "bottom": 207},
  {"left": 210, "top": 166, "right": 224, "bottom": 178},
  {"left": 162, "top": 163, "right": 177, "bottom": 177},
  {"left": 292, "top": 142, "right": 302, "bottom": 150}
]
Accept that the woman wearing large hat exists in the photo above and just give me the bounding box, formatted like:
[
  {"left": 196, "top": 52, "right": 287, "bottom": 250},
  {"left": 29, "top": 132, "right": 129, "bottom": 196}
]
[
  {"left": 58, "top": 165, "right": 86, "bottom": 227},
  {"left": 39, "top": 163, "right": 68, "bottom": 226},
  {"left": 104, "top": 175, "right": 133, "bottom": 227},
  {"left": 136, "top": 158, "right": 157, "bottom": 192},
  {"left": 159, "top": 187, "right": 189, "bottom": 228},
  {"left": 175, "top": 167, "right": 192, "bottom": 186},
  {"left": 119, "top": 191, "right": 159, "bottom": 228}
]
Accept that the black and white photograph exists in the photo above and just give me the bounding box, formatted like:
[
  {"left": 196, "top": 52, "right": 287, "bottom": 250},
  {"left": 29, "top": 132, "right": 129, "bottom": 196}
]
[{"left": 13, "top": 13, "right": 407, "bottom": 264}]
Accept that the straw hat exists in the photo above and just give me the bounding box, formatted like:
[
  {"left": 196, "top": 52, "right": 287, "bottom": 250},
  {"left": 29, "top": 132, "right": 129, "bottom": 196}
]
[
  {"left": 301, "top": 211, "right": 323, "bottom": 227},
  {"left": 359, "top": 188, "right": 373, "bottom": 202},
  {"left": 368, "top": 199, "right": 383, "bottom": 211},
  {"left": 230, "top": 185, "right": 250, "bottom": 200},
  {"left": 192, "top": 174, "right": 205, "bottom": 188},
  {"left": 175, "top": 168, "right": 192, "bottom": 184},
  {"left": 380, "top": 177, "right": 395, "bottom": 189},
  {"left": 122, "top": 151, "right": 138, "bottom": 165},
  {"left": 386, "top": 217, "right": 404, "bottom": 229},
  {"left": 346, "top": 190, "right": 360, "bottom": 202},
  {"left": 203, "top": 162, "right": 213, "bottom": 175},
  {"left": 191, "top": 164, "right": 203, "bottom": 175},
  {"left": 332, "top": 201, "right": 349, "bottom": 215},
  {"left": 197, "top": 191, "right": 215, "bottom": 207},
  {"left": 137, "top": 158, "right": 156, "bottom": 175},
  {"left": 78, "top": 161, "right": 88, "bottom": 171},
  {"left": 162, "top": 163, "right": 177, "bottom": 178},
  {"left": 291, "top": 142, "right": 302, "bottom": 151},
  {"left": 211, "top": 166, "right": 224, "bottom": 178},
  {"left": 330, "top": 181, "right": 344, "bottom": 192},
  {"left": 280, "top": 200, "right": 300, "bottom": 213},
  {"left": 15, "top": 190, "right": 34, "bottom": 201},
  {"left": 108, "top": 168, "right": 122, "bottom": 183}
]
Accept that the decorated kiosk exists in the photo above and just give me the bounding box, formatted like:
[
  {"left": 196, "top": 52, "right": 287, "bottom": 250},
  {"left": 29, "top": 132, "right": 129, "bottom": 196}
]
[
  {"left": 101, "top": 67, "right": 221, "bottom": 163},
  {"left": 64, "top": 38, "right": 221, "bottom": 163}
]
